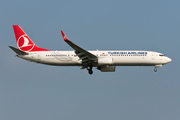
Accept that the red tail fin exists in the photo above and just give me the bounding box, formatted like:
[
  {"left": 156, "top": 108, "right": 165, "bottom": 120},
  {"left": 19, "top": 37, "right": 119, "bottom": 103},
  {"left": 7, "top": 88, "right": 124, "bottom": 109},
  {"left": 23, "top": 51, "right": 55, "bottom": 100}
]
[{"left": 13, "top": 25, "right": 49, "bottom": 52}]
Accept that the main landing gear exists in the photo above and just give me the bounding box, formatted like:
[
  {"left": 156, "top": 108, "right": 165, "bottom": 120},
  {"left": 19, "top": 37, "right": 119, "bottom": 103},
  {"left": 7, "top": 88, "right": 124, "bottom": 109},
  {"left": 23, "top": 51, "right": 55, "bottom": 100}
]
[
  {"left": 87, "top": 64, "right": 93, "bottom": 75},
  {"left": 154, "top": 68, "right": 157, "bottom": 72},
  {"left": 88, "top": 69, "right": 93, "bottom": 74}
]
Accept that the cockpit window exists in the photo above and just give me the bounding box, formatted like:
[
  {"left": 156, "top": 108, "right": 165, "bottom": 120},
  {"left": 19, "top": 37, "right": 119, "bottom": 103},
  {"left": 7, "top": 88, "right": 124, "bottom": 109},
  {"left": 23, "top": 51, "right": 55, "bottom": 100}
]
[{"left": 159, "top": 54, "right": 165, "bottom": 57}]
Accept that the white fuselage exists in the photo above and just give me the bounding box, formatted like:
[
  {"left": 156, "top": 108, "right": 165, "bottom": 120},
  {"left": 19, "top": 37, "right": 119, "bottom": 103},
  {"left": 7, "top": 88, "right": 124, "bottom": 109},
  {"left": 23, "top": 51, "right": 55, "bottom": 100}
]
[
  {"left": 17, "top": 50, "right": 171, "bottom": 67},
  {"left": 11, "top": 25, "right": 172, "bottom": 74}
]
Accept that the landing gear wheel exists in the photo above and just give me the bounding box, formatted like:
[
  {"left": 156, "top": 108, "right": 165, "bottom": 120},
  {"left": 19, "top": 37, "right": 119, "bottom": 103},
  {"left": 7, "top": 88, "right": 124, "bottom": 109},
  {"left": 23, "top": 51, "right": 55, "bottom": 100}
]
[
  {"left": 87, "top": 63, "right": 93, "bottom": 75},
  {"left": 88, "top": 69, "right": 93, "bottom": 75},
  {"left": 154, "top": 68, "right": 157, "bottom": 72}
]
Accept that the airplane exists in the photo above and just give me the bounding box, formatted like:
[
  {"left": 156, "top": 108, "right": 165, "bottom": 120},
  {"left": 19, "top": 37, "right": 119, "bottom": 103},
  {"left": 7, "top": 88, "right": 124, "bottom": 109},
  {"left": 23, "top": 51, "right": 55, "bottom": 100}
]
[{"left": 9, "top": 25, "right": 171, "bottom": 75}]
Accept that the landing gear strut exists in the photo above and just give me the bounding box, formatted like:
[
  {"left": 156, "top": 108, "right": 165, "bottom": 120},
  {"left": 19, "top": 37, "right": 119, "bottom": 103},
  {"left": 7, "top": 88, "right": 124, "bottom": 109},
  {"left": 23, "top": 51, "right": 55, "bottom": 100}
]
[
  {"left": 87, "top": 64, "right": 93, "bottom": 75},
  {"left": 154, "top": 65, "right": 162, "bottom": 72}
]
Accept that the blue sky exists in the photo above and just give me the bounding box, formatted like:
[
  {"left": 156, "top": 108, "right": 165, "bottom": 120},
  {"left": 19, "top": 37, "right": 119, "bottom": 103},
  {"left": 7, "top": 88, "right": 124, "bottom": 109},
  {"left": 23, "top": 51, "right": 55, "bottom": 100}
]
[{"left": 0, "top": 0, "right": 179, "bottom": 120}]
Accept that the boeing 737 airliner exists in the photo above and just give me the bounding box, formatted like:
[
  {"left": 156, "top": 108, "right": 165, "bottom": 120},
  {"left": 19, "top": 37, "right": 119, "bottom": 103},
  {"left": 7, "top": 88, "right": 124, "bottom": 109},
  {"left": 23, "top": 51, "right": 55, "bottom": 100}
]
[{"left": 9, "top": 25, "right": 171, "bottom": 74}]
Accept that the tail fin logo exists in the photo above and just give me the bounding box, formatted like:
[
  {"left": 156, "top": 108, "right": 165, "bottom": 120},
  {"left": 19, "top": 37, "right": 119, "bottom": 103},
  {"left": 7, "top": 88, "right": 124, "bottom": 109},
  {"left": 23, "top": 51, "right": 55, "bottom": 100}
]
[{"left": 17, "top": 35, "right": 35, "bottom": 51}]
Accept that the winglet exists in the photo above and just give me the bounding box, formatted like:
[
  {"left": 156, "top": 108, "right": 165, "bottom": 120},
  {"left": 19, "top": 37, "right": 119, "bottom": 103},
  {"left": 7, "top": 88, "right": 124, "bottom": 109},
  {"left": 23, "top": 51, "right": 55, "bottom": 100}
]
[{"left": 61, "top": 30, "right": 69, "bottom": 42}]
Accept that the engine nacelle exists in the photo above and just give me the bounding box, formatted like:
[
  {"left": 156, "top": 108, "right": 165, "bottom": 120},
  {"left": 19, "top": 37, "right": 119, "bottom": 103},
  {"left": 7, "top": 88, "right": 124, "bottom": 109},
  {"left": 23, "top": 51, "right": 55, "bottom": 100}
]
[
  {"left": 98, "top": 66, "right": 116, "bottom": 72},
  {"left": 98, "top": 58, "right": 113, "bottom": 65}
]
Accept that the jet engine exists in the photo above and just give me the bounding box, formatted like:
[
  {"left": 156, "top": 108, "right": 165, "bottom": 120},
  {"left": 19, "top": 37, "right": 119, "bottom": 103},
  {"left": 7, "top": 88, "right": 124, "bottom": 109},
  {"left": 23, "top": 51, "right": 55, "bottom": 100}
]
[{"left": 98, "top": 58, "right": 113, "bottom": 65}]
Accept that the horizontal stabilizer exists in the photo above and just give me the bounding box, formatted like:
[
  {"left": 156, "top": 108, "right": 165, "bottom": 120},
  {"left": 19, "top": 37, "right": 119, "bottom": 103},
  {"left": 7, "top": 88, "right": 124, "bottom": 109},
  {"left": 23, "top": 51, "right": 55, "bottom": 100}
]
[{"left": 9, "top": 46, "right": 29, "bottom": 55}]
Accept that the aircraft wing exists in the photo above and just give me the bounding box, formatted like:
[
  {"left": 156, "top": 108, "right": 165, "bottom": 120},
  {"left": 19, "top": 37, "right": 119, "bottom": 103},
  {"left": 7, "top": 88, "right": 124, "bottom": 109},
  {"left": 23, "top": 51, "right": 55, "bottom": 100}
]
[{"left": 61, "top": 31, "right": 97, "bottom": 63}]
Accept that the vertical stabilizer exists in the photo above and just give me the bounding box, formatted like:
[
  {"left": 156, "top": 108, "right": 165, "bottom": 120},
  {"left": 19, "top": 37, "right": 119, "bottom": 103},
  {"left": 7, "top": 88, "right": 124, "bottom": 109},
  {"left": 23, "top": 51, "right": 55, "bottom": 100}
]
[{"left": 13, "top": 25, "right": 49, "bottom": 52}]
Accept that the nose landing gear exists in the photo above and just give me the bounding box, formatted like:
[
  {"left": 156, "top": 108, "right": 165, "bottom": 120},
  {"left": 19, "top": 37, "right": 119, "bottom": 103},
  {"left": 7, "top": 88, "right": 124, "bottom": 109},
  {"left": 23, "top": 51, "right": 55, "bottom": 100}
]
[{"left": 154, "top": 64, "right": 162, "bottom": 72}]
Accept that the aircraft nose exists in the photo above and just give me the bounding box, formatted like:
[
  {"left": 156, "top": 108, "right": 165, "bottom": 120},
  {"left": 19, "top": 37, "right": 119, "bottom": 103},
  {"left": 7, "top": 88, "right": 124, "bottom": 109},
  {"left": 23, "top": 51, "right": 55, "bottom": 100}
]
[{"left": 166, "top": 57, "right": 172, "bottom": 63}]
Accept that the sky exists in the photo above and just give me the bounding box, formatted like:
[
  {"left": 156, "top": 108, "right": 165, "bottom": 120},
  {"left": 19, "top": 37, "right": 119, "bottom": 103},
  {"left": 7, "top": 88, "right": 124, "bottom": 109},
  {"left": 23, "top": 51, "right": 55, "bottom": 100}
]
[{"left": 0, "top": 0, "right": 180, "bottom": 120}]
